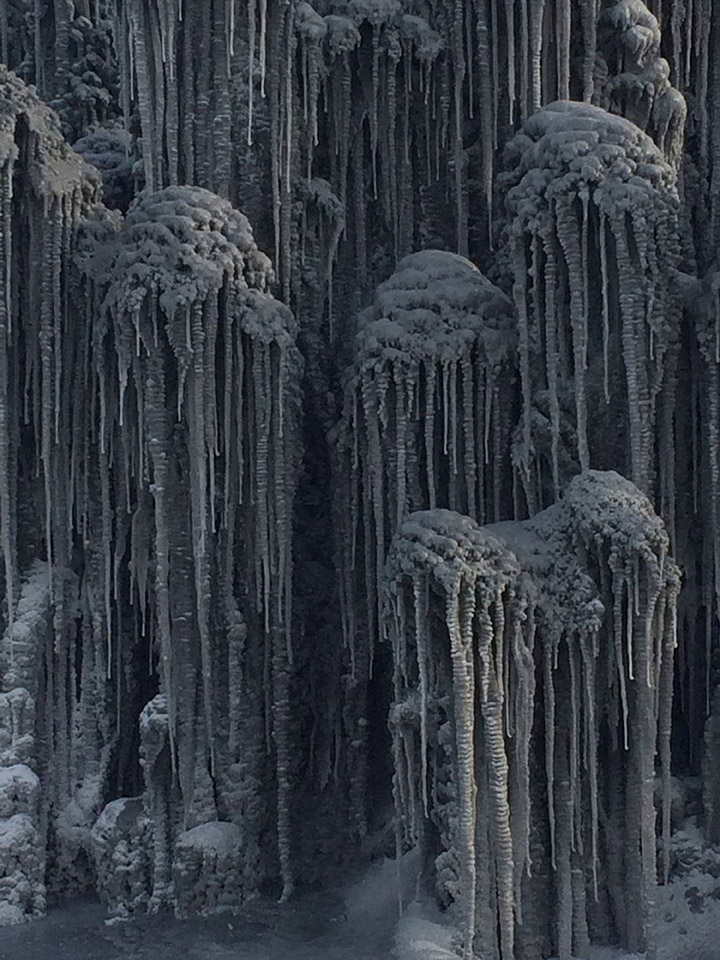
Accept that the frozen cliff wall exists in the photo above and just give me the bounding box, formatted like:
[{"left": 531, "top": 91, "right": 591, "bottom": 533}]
[{"left": 2, "top": 1, "right": 720, "bottom": 955}]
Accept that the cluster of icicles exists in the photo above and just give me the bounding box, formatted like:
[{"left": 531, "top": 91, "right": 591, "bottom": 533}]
[
  {"left": 92, "top": 184, "right": 302, "bottom": 901},
  {"left": 332, "top": 89, "right": 688, "bottom": 957},
  {"left": 105, "top": 0, "right": 717, "bottom": 299},
  {"left": 2, "top": 1, "right": 720, "bottom": 957},
  {"left": 500, "top": 99, "right": 681, "bottom": 513},
  {"left": 384, "top": 472, "right": 680, "bottom": 960},
  {"left": 0, "top": 67, "right": 302, "bottom": 913}
]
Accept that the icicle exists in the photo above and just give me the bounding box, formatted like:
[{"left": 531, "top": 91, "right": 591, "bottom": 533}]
[
  {"left": 568, "top": 641, "right": 580, "bottom": 853},
  {"left": 449, "top": 361, "right": 459, "bottom": 509},
  {"left": 614, "top": 223, "right": 646, "bottom": 491},
  {"left": 513, "top": 239, "right": 534, "bottom": 506},
  {"left": 0, "top": 160, "right": 14, "bottom": 628},
  {"left": 511, "top": 592, "right": 535, "bottom": 910},
  {"left": 284, "top": 5, "right": 294, "bottom": 200},
  {"left": 545, "top": 637, "right": 557, "bottom": 869},
  {"left": 475, "top": 0, "right": 494, "bottom": 245},
  {"left": 369, "top": 24, "right": 380, "bottom": 199},
  {"left": 40, "top": 222, "right": 54, "bottom": 598},
  {"left": 259, "top": 0, "right": 267, "bottom": 97},
  {"left": 599, "top": 211, "right": 611, "bottom": 404},
  {"left": 519, "top": 0, "right": 529, "bottom": 119},
  {"left": 414, "top": 578, "right": 430, "bottom": 818},
  {"left": 247, "top": 0, "right": 256, "bottom": 145},
  {"left": 613, "top": 569, "right": 630, "bottom": 750},
  {"left": 494, "top": 589, "right": 506, "bottom": 707},
  {"left": 100, "top": 423, "right": 112, "bottom": 681},
  {"left": 395, "top": 370, "right": 408, "bottom": 527},
  {"left": 558, "top": 0, "right": 571, "bottom": 100},
  {"left": 580, "top": 628, "right": 599, "bottom": 899},
  {"left": 461, "top": 355, "right": 477, "bottom": 518},
  {"left": 705, "top": 360, "right": 720, "bottom": 711},
  {"left": 543, "top": 234, "right": 561, "bottom": 497},
  {"left": 424, "top": 363, "right": 437, "bottom": 509},
  {"left": 490, "top": 0, "right": 499, "bottom": 149},
  {"left": 274, "top": 616, "right": 294, "bottom": 902},
  {"left": 529, "top": 0, "right": 547, "bottom": 110},
  {"left": 253, "top": 346, "right": 270, "bottom": 631},
  {"left": 478, "top": 590, "right": 514, "bottom": 960},
  {"left": 402, "top": 726, "right": 418, "bottom": 841},
  {"left": 557, "top": 197, "right": 589, "bottom": 471},
  {"left": 505, "top": 0, "right": 516, "bottom": 122},
  {"left": 556, "top": 718, "right": 573, "bottom": 960},
  {"left": 236, "top": 329, "right": 245, "bottom": 506},
  {"left": 484, "top": 366, "right": 492, "bottom": 467},
  {"left": 627, "top": 572, "right": 636, "bottom": 681},
  {"left": 189, "top": 298, "right": 214, "bottom": 771},
  {"left": 580, "top": 0, "right": 596, "bottom": 101},
  {"left": 453, "top": 0, "right": 468, "bottom": 255},
  {"left": 659, "top": 578, "right": 679, "bottom": 883},
  {"left": 229, "top": 0, "right": 236, "bottom": 62},
  {"left": 448, "top": 580, "right": 478, "bottom": 960},
  {"left": 0, "top": 1, "right": 7, "bottom": 67},
  {"left": 340, "top": 54, "right": 352, "bottom": 213},
  {"left": 144, "top": 347, "right": 175, "bottom": 767}
]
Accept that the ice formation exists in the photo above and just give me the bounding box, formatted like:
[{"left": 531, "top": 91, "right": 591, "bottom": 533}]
[
  {"left": 384, "top": 471, "right": 680, "bottom": 959},
  {"left": 500, "top": 100, "right": 681, "bottom": 513},
  {"left": 73, "top": 126, "right": 136, "bottom": 210},
  {"left": 91, "top": 796, "right": 151, "bottom": 919},
  {"left": 0, "top": 69, "right": 303, "bottom": 921},
  {"left": 173, "top": 821, "right": 244, "bottom": 918},
  {"left": 85, "top": 183, "right": 303, "bottom": 907},
  {"left": 595, "top": 0, "right": 687, "bottom": 168},
  {"left": 333, "top": 249, "right": 515, "bottom": 836}
]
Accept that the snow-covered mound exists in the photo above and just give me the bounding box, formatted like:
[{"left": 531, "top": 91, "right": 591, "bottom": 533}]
[
  {"left": 103, "top": 185, "right": 276, "bottom": 319},
  {"left": 502, "top": 99, "right": 677, "bottom": 208}
]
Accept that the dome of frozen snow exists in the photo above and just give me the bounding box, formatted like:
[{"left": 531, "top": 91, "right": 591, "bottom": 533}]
[
  {"left": 501, "top": 99, "right": 678, "bottom": 226},
  {"left": 103, "top": 185, "right": 276, "bottom": 320},
  {"left": 386, "top": 508, "right": 519, "bottom": 592},
  {"left": 353, "top": 250, "right": 516, "bottom": 369},
  {"left": 73, "top": 126, "right": 135, "bottom": 211}
]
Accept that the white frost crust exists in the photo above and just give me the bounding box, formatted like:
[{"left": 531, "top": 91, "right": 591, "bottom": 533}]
[
  {"left": 595, "top": 0, "right": 686, "bottom": 163},
  {"left": 335, "top": 250, "right": 516, "bottom": 843},
  {"left": 102, "top": 185, "right": 275, "bottom": 320},
  {"left": 0, "top": 562, "right": 52, "bottom": 703},
  {"left": 175, "top": 819, "right": 243, "bottom": 854},
  {"left": 502, "top": 100, "right": 681, "bottom": 503}
]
